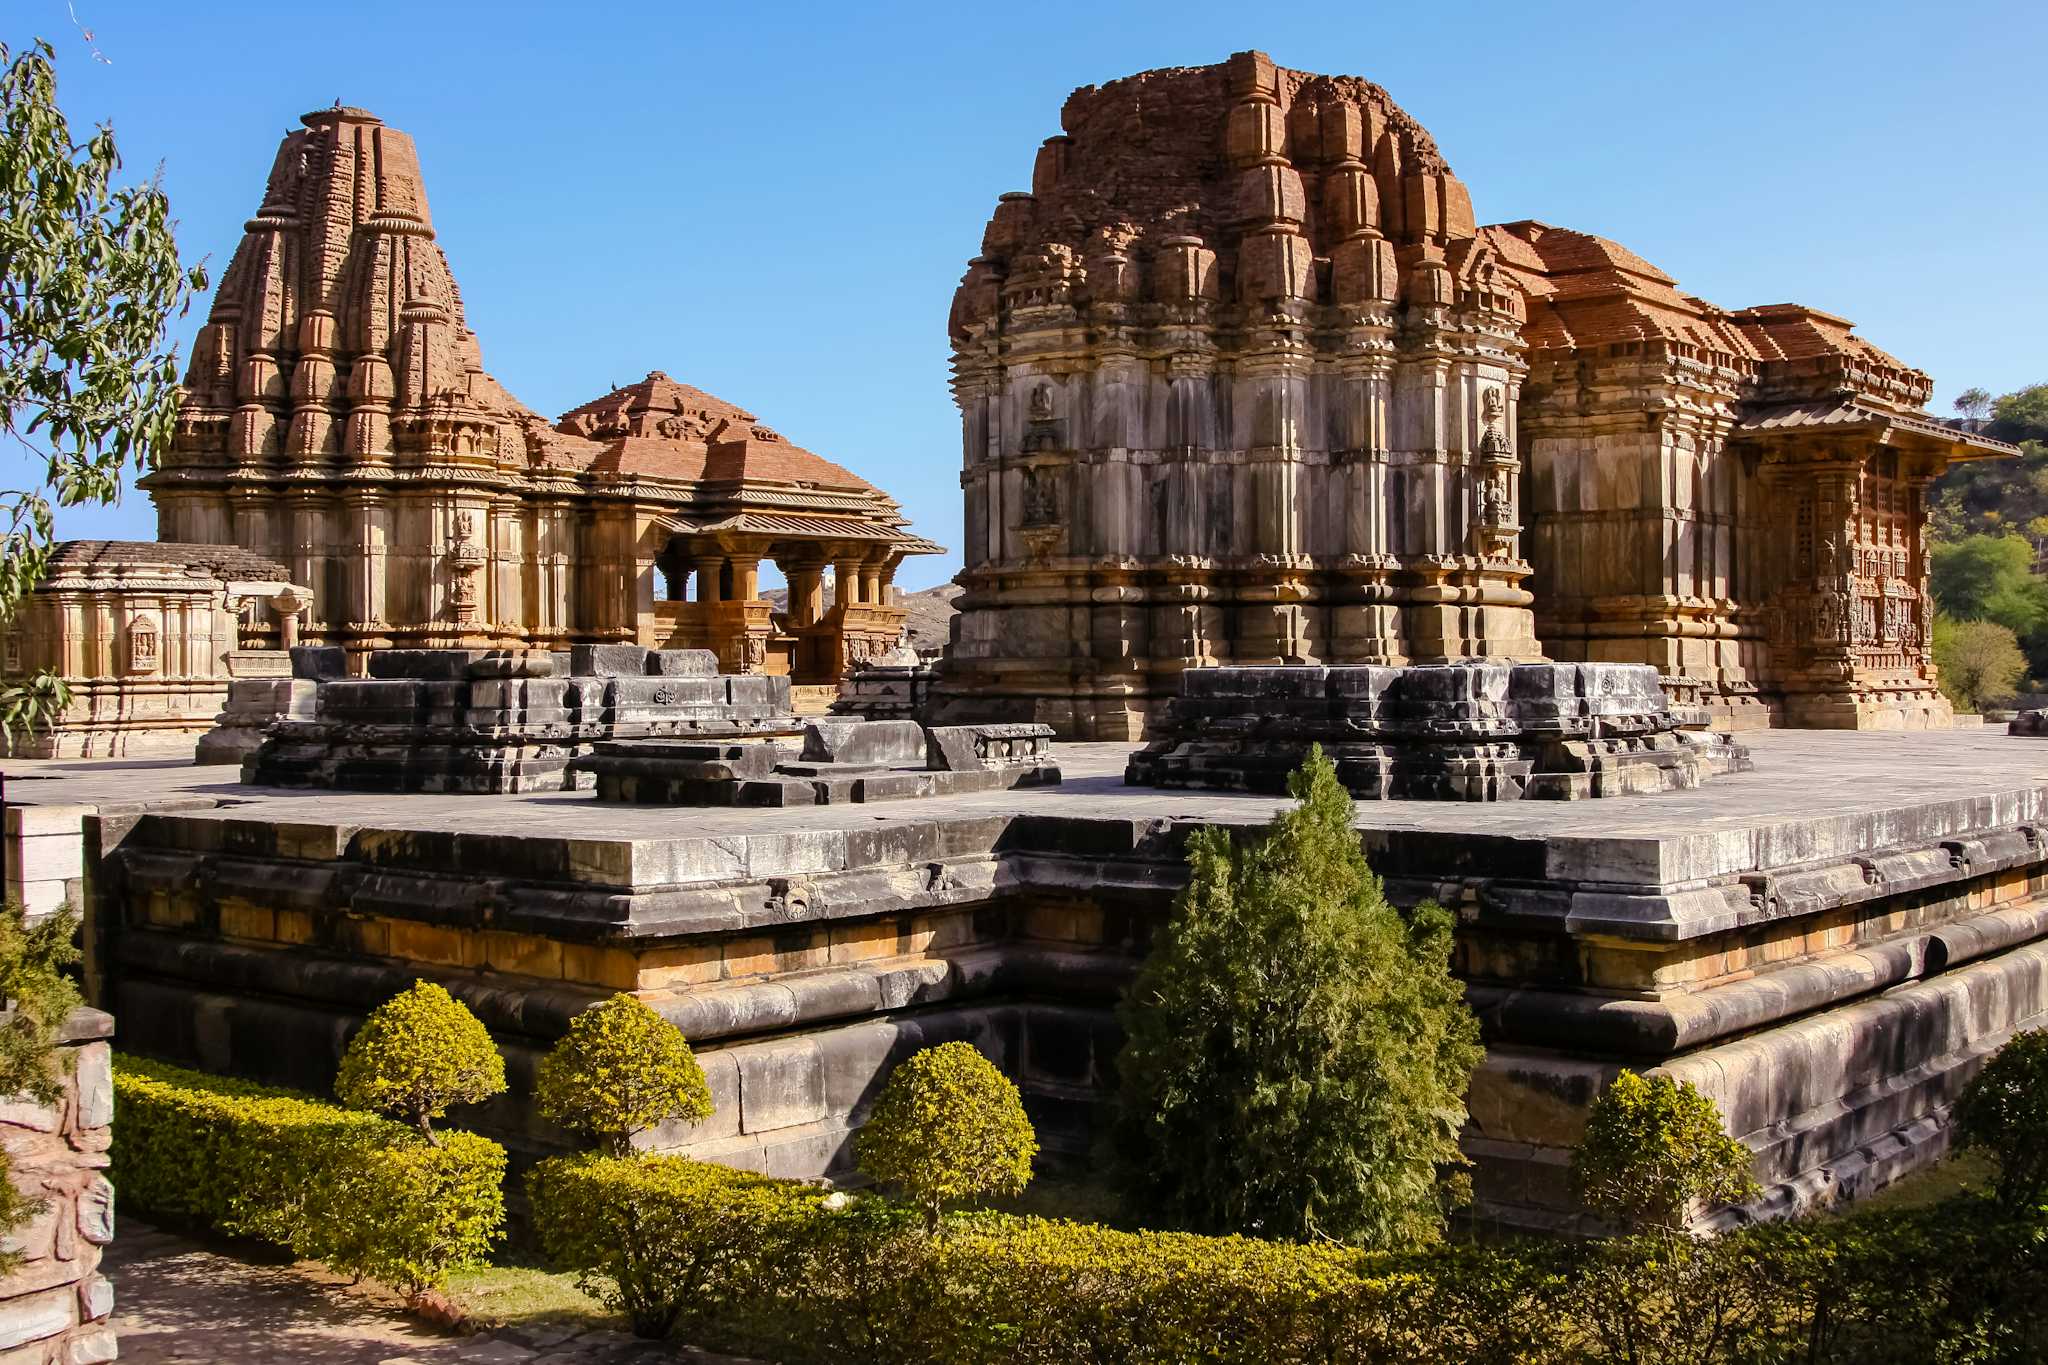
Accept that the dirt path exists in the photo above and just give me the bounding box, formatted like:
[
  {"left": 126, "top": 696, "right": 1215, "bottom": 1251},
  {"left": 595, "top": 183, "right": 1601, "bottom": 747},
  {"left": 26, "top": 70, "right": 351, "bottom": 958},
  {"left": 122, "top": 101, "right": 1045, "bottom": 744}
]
[{"left": 103, "top": 1221, "right": 740, "bottom": 1364}]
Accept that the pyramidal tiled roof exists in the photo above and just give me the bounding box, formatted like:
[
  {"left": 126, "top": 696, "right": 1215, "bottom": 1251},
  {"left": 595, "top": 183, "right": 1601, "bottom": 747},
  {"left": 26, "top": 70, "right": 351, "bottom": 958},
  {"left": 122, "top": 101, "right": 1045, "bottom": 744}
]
[{"left": 555, "top": 372, "right": 880, "bottom": 494}]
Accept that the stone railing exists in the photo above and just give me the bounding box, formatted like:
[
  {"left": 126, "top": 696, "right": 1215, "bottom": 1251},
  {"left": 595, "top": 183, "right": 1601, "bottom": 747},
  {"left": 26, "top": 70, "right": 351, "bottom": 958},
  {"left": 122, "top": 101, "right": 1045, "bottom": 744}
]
[{"left": 0, "top": 1007, "right": 116, "bottom": 1363}]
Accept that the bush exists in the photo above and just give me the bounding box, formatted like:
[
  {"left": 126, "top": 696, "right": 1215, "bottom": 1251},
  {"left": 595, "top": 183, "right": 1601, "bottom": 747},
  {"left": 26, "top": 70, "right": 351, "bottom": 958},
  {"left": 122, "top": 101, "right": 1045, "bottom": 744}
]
[
  {"left": 535, "top": 993, "right": 711, "bottom": 1157},
  {"left": 113, "top": 1054, "right": 504, "bottom": 1292},
  {"left": 855, "top": 1041, "right": 1036, "bottom": 1232},
  {"left": 1572, "top": 1070, "right": 1758, "bottom": 1231},
  {"left": 1932, "top": 616, "right": 2028, "bottom": 711},
  {"left": 335, "top": 980, "right": 506, "bottom": 1143},
  {"left": 528, "top": 1148, "right": 2048, "bottom": 1364},
  {"left": 529, "top": 1151, "right": 1572, "bottom": 1362},
  {"left": 1953, "top": 1028, "right": 2048, "bottom": 1211},
  {"left": 1113, "top": 745, "right": 1482, "bottom": 1246},
  {"left": 528, "top": 1153, "right": 835, "bottom": 1339}
]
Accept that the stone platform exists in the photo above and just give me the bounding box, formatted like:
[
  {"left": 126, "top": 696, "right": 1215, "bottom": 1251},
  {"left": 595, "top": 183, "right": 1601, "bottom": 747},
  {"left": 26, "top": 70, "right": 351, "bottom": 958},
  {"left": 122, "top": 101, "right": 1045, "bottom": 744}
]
[
  {"left": 242, "top": 645, "right": 798, "bottom": 794},
  {"left": 579, "top": 719, "right": 1058, "bottom": 807},
  {"left": 26, "top": 728, "right": 2048, "bottom": 1233},
  {"left": 1128, "top": 662, "right": 1750, "bottom": 800}
]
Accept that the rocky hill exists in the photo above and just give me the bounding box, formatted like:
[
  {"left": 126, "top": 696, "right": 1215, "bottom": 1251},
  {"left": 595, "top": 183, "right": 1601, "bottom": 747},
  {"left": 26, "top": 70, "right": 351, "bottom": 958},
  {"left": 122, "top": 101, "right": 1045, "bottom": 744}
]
[{"left": 759, "top": 582, "right": 960, "bottom": 649}]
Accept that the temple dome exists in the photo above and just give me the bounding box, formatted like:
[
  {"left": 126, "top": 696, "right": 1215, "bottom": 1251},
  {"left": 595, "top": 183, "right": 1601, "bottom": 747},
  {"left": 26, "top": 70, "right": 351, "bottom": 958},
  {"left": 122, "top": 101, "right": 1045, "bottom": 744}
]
[{"left": 951, "top": 49, "right": 1484, "bottom": 335}]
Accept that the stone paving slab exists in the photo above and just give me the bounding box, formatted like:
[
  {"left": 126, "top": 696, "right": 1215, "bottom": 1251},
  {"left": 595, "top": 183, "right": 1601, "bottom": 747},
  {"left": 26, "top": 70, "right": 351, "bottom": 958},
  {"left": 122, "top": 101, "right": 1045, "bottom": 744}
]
[
  {"left": 104, "top": 1221, "right": 759, "bottom": 1364},
  {"left": 17, "top": 729, "right": 2048, "bottom": 889}
]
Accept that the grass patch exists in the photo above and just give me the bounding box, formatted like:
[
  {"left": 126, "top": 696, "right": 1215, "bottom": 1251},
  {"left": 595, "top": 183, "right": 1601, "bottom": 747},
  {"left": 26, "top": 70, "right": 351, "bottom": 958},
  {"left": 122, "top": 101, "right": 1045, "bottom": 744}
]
[
  {"left": 1839, "top": 1150, "right": 1996, "bottom": 1217},
  {"left": 444, "top": 1253, "right": 616, "bottom": 1333}
]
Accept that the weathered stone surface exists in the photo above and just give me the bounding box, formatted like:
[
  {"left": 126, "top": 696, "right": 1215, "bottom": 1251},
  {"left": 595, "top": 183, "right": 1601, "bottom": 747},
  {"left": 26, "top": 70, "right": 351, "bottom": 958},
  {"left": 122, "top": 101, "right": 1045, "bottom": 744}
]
[
  {"left": 1129, "top": 662, "right": 1748, "bottom": 800},
  {"left": 244, "top": 649, "right": 801, "bottom": 795},
  {"left": 0, "top": 1013, "right": 118, "bottom": 1362},
  {"left": 0, "top": 541, "right": 307, "bottom": 759},
  {"left": 801, "top": 719, "right": 926, "bottom": 767}
]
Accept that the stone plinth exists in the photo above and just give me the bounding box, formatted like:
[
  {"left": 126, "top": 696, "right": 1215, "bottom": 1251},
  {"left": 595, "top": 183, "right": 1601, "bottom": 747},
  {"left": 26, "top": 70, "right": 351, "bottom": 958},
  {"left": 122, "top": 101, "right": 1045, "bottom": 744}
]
[
  {"left": 1127, "top": 663, "right": 1749, "bottom": 800},
  {"left": 244, "top": 647, "right": 798, "bottom": 794},
  {"left": 48, "top": 730, "right": 2048, "bottom": 1230},
  {"left": 579, "top": 719, "right": 1060, "bottom": 807},
  {"left": 0, "top": 1009, "right": 117, "bottom": 1365}
]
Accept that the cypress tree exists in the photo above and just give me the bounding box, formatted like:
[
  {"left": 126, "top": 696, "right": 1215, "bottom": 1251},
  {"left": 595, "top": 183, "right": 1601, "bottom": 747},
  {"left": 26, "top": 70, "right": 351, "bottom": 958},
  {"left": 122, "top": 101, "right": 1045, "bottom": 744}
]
[{"left": 1113, "top": 745, "right": 1483, "bottom": 1247}]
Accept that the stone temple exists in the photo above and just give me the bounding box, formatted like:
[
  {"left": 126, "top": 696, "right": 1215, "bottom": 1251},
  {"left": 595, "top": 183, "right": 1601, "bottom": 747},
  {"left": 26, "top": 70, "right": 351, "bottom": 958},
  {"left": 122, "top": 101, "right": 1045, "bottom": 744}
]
[
  {"left": 11, "top": 54, "right": 2045, "bottom": 1243},
  {"left": 931, "top": 52, "right": 2011, "bottom": 739},
  {"left": 146, "top": 105, "right": 937, "bottom": 680}
]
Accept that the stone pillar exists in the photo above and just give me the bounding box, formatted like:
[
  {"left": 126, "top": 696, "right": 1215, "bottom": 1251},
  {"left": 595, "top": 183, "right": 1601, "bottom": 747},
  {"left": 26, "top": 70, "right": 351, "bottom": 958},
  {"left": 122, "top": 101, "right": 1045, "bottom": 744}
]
[
  {"left": 694, "top": 555, "right": 725, "bottom": 604},
  {"left": 731, "top": 555, "right": 762, "bottom": 602},
  {"left": 834, "top": 558, "right": 864, "bottom": 607},
  {"left": 785, "top": 562, "right": 827, "bottom": 626}
]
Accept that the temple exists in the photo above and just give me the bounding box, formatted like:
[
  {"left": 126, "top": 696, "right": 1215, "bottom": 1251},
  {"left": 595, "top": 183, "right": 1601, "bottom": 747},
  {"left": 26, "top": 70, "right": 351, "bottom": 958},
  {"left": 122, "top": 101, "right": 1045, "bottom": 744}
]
[
  {"left": 142, "top": 105, "right": 936, "bottom": 685},
  {"left": 932, "top": 52, "right": 2012, "bottom": 739}
]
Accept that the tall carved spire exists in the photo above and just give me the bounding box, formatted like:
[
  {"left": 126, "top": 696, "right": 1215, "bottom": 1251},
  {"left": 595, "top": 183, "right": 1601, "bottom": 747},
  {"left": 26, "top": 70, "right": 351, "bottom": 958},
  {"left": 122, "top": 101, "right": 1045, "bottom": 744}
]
[{"left": 179, "top": 106, "right": 508, "bottom": 470}]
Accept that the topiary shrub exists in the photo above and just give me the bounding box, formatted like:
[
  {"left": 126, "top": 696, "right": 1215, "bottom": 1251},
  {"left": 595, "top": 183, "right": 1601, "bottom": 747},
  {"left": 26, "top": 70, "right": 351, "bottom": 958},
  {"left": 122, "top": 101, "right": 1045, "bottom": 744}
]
[
  {"left": 1953, "top": 1027, "right": 2048, "bottom": 1213},
  {"left": 535, "top": 993, "right": 712, "bottom": 1157},
  {"left": 855, "top": 1040, "right": 1037, "bottom": 1233},
  {"left": 1572, "top": 1069, "right": 1759, "bottom": 1231},
  {"left": 334, "top": 979, "right": 506, "bottom": 1143},
  {"left": 1113, "top": 745, "right": 1483, "bottom": 1247}
]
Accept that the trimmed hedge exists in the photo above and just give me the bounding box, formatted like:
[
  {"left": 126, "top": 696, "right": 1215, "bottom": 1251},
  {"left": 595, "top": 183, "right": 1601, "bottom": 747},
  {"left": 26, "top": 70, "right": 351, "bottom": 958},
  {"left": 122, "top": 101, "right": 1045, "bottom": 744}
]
[
  {"left": 529, "top": 1153, "right": 2047, "bottom": 1364},
  {"left": 112, "top": 1054, "right": 504, "bottom": 1291}
]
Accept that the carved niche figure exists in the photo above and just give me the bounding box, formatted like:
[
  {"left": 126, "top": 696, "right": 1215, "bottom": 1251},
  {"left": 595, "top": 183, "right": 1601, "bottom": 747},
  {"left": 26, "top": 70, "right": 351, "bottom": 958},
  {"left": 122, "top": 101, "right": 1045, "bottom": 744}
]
[
  {"left": 125, "top": 615, "right": 160, "bottom": 674},
  {"left": 741, "top": 635, "right": 767, "bottom": 673},
  {"left": 444, "top": 510, "right": 488, "bottom": 625},
  {"left": 1021, "top": 464, "right": 1062, "bottom": 527}
]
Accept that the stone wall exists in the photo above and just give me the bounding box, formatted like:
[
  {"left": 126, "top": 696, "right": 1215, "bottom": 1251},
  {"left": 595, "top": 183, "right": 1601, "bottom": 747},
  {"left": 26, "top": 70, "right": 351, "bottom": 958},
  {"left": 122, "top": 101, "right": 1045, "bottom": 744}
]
[{"left": 0, "top": 1009, "right": 116, "bottom": 1365}]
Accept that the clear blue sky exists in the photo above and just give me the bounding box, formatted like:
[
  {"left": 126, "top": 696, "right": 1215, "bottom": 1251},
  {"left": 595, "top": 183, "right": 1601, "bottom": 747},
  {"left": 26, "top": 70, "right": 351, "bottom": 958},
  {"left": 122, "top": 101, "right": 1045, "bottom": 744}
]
[{"left": 9, "top": 0, "right": 2042, "bottom": 589}]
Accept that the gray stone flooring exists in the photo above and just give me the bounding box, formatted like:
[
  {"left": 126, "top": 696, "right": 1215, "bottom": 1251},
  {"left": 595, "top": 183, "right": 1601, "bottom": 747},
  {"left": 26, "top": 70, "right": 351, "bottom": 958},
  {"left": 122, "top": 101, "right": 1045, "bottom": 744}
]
[
  {"left": 16, "top": 727, "right": 2048, "bottom": 888},
  {"left": 106, "top": 1220, "right": 750, "bottom": 1363}
]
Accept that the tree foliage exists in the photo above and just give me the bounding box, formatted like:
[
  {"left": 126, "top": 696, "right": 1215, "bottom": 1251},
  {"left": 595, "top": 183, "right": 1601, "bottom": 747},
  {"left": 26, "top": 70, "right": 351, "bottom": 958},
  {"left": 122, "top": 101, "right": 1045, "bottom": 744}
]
[
  {"left": 0, "top": 901, "right": 78, "bottom": 1269},
  {"left": 0, "top": 901, "right": 81, "bottom": 1106},
  {"left": 1953, "top": 387, "right": 1993, "bottom": 421},
  {"left": 855, "top": 1041, "right": 1037, "bottom": 1233},
  {"left": 1989, "top": 383, "right": 2048, "bottom": 446},
  {"left": 1572, "top": 1070, "right": 1758, "bottom": 1232},
  {"left": 535, "top": 993, "right": 712, "bottom": 1158},
  {"left": 0, "top": 39, "right": 208, "bottom": 740},
  {"left": 1953, "top": 1028, "right": 2048, "bottom": 1213},
  {"left": 334, "top": 980, "right": 506, "bottom": 1143},
  {"left": 1113, "top": 745, "right": 1483, "bottom": 1248},
  {"left": 1932, "top": 617, "right": 2028, "bottom": 712},
  {"left": 1930, "top": 534, "right": 2048, "bottom": 635}
]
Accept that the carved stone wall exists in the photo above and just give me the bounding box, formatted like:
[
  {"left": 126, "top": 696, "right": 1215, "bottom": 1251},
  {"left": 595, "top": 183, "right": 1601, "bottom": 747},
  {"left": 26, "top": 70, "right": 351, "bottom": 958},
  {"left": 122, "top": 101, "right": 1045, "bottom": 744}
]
[
  {"left": 1492, "top": 224, "right": 2009, "bottom": 729},
  {"left": 935, "top": 52, "right": 1540, "bottom": 740},
  {"left": 0, "top": 542, "right": 305, "bottom": 759},
  {"left": 0, "top": 1009, "right": 116, "bottom": 1365}
]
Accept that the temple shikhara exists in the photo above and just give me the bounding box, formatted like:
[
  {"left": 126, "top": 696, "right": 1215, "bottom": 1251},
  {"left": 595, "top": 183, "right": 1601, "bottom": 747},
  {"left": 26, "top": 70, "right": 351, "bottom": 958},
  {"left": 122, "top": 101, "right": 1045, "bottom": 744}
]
[
  {"left": 148, "top": 105, "right": 934, "bottom": 679},
  {"left": 934, "top": 51, "right": 2012, "bottom": 738}
]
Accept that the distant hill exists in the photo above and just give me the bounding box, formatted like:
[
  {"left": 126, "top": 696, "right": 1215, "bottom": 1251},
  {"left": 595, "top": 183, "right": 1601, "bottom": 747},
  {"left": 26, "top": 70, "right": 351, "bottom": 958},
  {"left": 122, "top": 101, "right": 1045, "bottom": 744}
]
[{"left": 758, "top": 582, "right": 960, "bottom": 649}]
